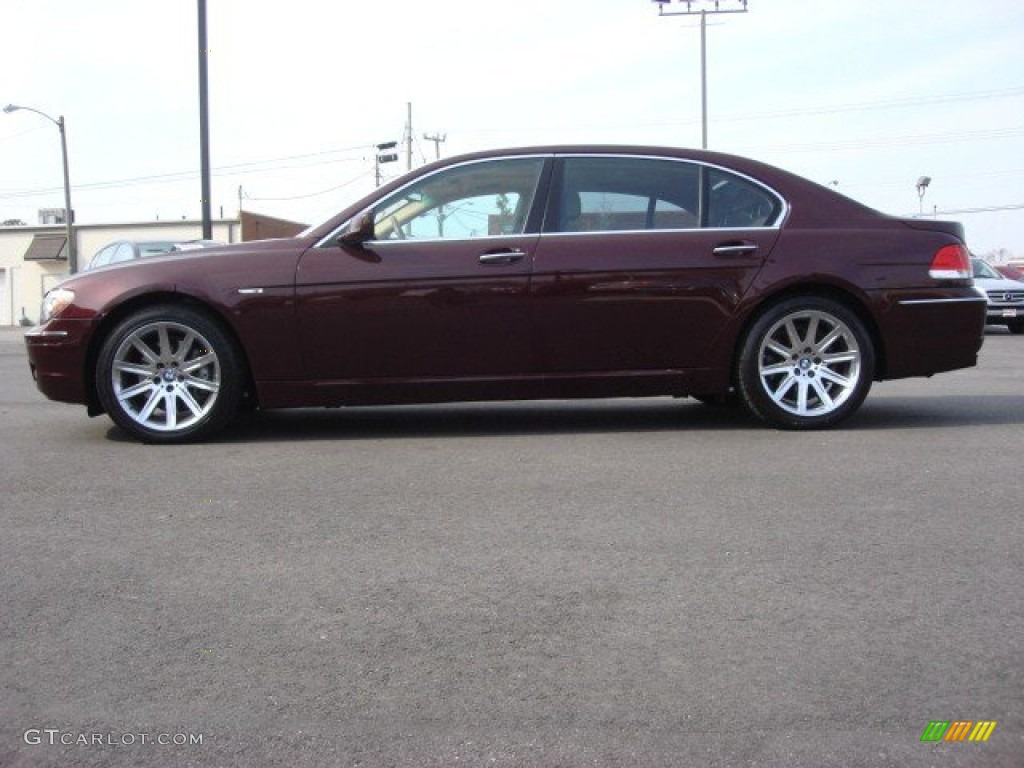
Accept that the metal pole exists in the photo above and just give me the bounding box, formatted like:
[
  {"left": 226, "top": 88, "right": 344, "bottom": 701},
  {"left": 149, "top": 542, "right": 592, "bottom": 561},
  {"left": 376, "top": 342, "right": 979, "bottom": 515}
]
[
  {"left": 8, "top": 266, "right": 15, "bottom": 326},
  {"left": 198, "top": 0, "right": 213, "bottom": 239},
  {"left": 424, "top": 132, "right": 447, "bottom": 160},
  {"left": 56, "top": 116, "right": 77, "bottom": 273},
  {"left": 406, "top": 102, "right": 413, "bottom": 171},
  {"left": 700, "top": 9, "right": 708, "bottom": 149},
  {"left": 652, "top": 1, "right": 748, "bottom": 150}
]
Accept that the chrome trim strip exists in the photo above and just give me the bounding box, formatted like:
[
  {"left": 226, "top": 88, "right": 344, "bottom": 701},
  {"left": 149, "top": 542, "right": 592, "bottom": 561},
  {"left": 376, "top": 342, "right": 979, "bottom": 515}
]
[
  {"left": 237, "top": 287, "right": 264, "bottom": 295},
  {"left": 24, "top": 329, "right": 68, "bottom": 339},
  {"left": 897, "top": 297, "right": 988, "bottom": 306},
  {"left": 541, "top": 225, "right": 780, "bottom": 238}
]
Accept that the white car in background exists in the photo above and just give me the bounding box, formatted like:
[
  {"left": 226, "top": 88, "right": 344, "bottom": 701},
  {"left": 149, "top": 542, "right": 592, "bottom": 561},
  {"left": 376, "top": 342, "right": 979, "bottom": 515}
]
[
  {"left": 85, "top": 239, "right": 223, "bottom": 270},
  {"left": 972, "top": 258, "right": 1024, "bottom": 334}
]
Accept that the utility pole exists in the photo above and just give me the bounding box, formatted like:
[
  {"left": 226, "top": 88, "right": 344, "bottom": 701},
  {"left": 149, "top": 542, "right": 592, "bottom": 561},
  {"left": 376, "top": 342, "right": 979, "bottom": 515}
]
[
  {"left": 197, "top": 0, "right": 213, "bottom": 238},
  {"left": 423, "top": 132, "right": 447, "bottom": 161},
  {"left": 405, "top": 102, "right": 413, "bottom": 171},
  {"left": 651, "top": 0, "right": 749, "bottom": 149}
]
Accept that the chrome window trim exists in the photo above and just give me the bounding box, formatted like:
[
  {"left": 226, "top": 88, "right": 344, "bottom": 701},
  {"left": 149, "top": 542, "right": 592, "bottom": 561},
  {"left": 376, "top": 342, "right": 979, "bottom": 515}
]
[
  {"left": 355, "top": 233, "right": 541, "bottom": 247},
  {"left": 540, "top": 225, "right": 780, "bottom": 239},
  {"left": 315, "top": 151, "right": 790, "bottom": 248}
]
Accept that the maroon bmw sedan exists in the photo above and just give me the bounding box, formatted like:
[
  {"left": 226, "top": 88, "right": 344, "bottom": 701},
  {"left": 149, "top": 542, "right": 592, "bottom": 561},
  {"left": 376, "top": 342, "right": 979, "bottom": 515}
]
[{"left": 25, "top": 146, "right": 986, "bottom": 443}]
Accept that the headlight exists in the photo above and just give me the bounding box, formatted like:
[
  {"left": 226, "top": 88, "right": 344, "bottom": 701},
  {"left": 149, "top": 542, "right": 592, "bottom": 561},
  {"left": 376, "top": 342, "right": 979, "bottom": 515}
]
[{"left": 40, "top": 288, "right": 76, "bottom": 323}]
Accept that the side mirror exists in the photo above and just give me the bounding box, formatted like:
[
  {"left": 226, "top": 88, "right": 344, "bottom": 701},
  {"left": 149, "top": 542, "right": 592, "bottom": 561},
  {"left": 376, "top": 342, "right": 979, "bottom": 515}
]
[{"left": 337, "top": 210, "right": 375, "bottom": 247}]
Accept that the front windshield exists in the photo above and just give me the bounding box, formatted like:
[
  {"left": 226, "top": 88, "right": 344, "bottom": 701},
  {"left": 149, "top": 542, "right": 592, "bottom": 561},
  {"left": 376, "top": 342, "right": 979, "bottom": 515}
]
[{"left": 971, "top": 258, "right": 1000, "bottom": 279}]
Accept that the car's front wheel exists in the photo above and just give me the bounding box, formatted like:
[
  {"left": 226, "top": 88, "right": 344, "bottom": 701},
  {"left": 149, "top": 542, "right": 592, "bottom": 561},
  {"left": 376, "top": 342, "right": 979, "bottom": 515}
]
[
  {"left": 1007, "top": 320, "right": 1024, "bottom": 335},
  {"left": 95, "top": 305, "right": 244, "bottom": 443},
  {"left": 736, "top": 297, "right": 875, "bottom": 429}
]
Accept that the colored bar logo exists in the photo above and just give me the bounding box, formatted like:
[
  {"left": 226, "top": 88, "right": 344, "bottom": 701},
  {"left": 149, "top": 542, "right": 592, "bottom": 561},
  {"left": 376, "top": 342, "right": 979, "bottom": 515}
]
[{"left": 921, "top": 721, "right": 997, "bottom": 742}]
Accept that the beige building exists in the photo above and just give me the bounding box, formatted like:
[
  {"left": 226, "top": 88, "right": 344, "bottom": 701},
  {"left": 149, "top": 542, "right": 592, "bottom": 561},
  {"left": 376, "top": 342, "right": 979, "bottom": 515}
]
[{"left": 0, "top": 218, "right": 240, "bottom": 326}]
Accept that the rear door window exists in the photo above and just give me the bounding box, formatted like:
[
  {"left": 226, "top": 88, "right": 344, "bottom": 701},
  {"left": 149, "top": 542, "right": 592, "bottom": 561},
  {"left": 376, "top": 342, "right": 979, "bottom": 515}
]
[
  {"left": 548, "top": 157, "right": 700, "bottom": 233},
  {"left": 547, "top": 156, "right": 782, "bottom": 233}
]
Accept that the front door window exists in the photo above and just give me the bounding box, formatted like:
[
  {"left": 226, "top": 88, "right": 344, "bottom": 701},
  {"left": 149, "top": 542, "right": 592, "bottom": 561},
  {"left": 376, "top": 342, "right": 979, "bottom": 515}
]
[{"left": 372, "top": 157, "right": 545, "bottom": 241}]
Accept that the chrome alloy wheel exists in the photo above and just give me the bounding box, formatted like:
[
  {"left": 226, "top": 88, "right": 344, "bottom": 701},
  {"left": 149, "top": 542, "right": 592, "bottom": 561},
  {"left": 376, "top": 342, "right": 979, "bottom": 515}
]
[
  {"left": 755, "top": 309, "right": 862, "bottom": 417},
  {"left": 110, "top": 321, "right": 222, "bottom": 432}
]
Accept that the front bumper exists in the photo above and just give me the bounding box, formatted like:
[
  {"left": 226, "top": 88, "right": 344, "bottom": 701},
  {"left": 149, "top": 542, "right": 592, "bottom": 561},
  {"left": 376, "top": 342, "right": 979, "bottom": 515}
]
[
  {"left": 24, "top": 319, "right": 96, "bottom": 405},
  {"left": 986, "top": 305, "right": 1023, "bottom": 323}
]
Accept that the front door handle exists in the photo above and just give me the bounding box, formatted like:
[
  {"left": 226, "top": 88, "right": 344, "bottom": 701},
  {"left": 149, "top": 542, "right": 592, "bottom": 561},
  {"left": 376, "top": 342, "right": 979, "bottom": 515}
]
[
  {"left": 712, "top": 241, "right": 759, "bottom": 257},
  {"left": 479, "top": 249, "right": 527, "bottom": 265}
]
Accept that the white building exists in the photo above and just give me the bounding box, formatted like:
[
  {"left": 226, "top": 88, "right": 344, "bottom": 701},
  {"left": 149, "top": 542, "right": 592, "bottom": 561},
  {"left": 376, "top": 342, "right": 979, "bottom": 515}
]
[{"left": 0, "top": 218, "right": 239, "bottom": 326}]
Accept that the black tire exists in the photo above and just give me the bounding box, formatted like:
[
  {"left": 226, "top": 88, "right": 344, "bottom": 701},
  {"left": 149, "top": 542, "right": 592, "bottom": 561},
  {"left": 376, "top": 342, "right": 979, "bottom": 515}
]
[
  {"left": 736, "top": 296, "right": 875, "bottom": 429},
  {"left": 1007, "top": 321, "right": 1024, "bottom": 335},
  {"left": 95, "top": 305, "right": 244, "bottom": 443}
]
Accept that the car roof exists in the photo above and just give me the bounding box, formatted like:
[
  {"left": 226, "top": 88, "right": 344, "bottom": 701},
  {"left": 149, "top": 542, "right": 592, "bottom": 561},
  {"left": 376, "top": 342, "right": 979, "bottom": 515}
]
[{"left": 306, "top": 144, "right": 885, "bottom": 240}]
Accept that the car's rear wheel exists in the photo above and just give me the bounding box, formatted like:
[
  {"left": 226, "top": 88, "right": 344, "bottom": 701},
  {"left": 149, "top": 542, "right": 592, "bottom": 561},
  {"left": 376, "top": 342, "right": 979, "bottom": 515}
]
[
  {"left": 96, "top": 305, "right": 243, "bottom": 443},
  {"left": 737, "top": 297, "right": 874, "bottom": 429}
]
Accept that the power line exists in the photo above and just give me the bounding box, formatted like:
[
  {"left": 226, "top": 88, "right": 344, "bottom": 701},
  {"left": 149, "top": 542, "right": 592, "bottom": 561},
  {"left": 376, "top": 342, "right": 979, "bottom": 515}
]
[
  {"left": 5, "top": 85, "right": 1021, "bottom": 199},
  {"left": 241, "top": 170, "right": 374, "bottom": 202},
  {"left": 932, "top": 203, "right": 1024, "bottom": 215},
  {"left": 450, "top": 84, "right": 1024, "bottom": 135},
  {"left": 715, "top": 85, "right": 1024, "bottom": 124},
  {"left": 0, "top": 147, "right": 373, "bottom": 199},
  {"left": 754, "top": 125, "right": 1024, "bottom": 154}
]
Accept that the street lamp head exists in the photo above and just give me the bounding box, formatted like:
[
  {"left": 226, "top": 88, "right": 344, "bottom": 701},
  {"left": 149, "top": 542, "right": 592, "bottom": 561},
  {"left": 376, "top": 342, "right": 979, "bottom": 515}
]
[{"left": 3, "top": 104, "right": 21, "bottom": 114}]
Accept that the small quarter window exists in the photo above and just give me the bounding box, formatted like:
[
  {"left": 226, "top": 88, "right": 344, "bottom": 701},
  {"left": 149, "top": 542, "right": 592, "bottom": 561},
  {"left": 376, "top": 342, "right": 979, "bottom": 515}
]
[{"left": 706, "top": 169, "right": 781, "bottom": 228}]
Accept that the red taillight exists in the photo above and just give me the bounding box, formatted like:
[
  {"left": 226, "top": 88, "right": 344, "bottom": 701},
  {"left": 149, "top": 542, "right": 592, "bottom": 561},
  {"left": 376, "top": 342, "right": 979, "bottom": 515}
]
[{"left": 929, "top": 244, "right": 971, "bottom": 280}]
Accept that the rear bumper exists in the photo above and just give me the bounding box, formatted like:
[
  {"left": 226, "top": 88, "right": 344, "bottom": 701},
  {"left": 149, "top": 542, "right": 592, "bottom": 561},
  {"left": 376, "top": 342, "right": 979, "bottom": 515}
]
[
  {"left": 24, "top": 319, "right": 95, "bottom": 405},
  {"left": 879, "top": 293, "right": 987, "bottom": 379}
]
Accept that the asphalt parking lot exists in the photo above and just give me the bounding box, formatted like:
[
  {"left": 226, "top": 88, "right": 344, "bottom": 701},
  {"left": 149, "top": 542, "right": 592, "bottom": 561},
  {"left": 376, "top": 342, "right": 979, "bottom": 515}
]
[{"left": 1, "top": 326, "right": 1021, "bottom": 768}]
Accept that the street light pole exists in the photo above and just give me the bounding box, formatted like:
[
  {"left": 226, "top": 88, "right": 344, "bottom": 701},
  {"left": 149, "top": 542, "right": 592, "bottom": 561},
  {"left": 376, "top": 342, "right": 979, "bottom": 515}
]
[
  {"left": 197, "top": 0, "right": 213, "bottom": 240},
  {"left": 3, "top": 104, "right": 78, "bottom": 273},
  {"left": 651, "top": 0, "right": 749, "bottom": 150},
  {"left": 700, "top": 9, "right": 708, "bottom": 149}
]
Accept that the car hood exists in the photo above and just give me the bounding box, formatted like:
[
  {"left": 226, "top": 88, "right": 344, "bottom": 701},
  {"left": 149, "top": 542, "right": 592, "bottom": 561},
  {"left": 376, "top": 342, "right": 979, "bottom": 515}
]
[
  {"left": 973, "top": 275, "right": 1024, "bottom": 291},
  {"left": 55, "top": 236, "right": 317, "bottom": 318}
]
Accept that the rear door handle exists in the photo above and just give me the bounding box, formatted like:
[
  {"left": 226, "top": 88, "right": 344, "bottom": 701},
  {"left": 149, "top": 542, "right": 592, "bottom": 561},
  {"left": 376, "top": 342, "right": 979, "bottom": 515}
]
[
  {"left": 712, "top": 241, "right": 759, "bottom": 257},
  {"left": 479, "top": 249, "right": 527, "bottom": 265}
]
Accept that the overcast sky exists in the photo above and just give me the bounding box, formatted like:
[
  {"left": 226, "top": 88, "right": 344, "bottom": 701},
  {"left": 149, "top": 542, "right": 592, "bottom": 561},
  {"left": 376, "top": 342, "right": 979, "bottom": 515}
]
[{"left": 2, "top": 0, "right": 1022, "bottom": 255}]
